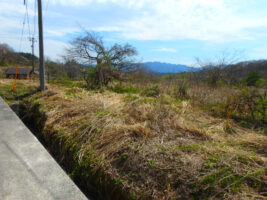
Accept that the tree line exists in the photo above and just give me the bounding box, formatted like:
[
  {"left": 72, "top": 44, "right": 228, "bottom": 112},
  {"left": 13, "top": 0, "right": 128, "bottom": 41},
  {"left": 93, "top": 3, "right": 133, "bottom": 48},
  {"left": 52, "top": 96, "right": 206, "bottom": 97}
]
[{"left": 1, "top": 32, "right": 267, "bottom": 88}]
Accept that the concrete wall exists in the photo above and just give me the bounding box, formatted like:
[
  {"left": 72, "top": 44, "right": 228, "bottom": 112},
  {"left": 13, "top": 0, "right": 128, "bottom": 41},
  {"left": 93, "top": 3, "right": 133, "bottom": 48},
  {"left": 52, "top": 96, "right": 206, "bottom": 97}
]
[{"left": 0, "top": 97, "right": 88, "bottom": 200}]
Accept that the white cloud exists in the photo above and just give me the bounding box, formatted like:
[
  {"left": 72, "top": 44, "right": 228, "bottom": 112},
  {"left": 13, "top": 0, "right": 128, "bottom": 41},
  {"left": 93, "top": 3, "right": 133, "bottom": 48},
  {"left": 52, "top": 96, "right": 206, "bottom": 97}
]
[
  {"left": 46, "top": 0, "right": 267, "bottom": 41},
  {"left": 45, "top": 28, "right": 79, "bottom": 37},
  {"left": 2, "top": 0, "right": 267, "bottom": 42},
  {"left": 1, "top": 0, "right": 267, "bottom": 61},
  {"left": 43, "top": 39, "right": 69, "bottom": 60},
  {"left": 153, "top": 48, "right": 177, "bottom": 53}
]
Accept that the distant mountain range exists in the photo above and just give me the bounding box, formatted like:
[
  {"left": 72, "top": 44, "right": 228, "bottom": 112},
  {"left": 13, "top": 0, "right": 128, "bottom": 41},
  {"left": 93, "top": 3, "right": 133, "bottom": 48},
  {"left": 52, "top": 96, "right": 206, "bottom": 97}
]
[{"left": 142, "top": 62, "right": 200, "bottom": 74}]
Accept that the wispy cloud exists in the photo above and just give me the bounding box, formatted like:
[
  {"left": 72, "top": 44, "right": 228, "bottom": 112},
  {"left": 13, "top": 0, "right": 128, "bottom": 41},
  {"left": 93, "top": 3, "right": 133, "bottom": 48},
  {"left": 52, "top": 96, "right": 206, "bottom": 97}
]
[
  {"left": 47, "top": 0, "right": 267, "bottom": 41},
  {"left": 2, "top": 0, "right": 267, "bottom": 42},
  {"left": 153, "top": 48, "right": 177, "bottom": 53},
  {"left": 1, "top": 0, "right": 267, "bottom": 62}
]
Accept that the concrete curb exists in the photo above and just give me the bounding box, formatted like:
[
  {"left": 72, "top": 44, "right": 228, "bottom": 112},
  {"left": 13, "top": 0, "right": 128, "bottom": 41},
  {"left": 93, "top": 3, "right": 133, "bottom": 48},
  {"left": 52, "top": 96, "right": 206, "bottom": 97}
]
[{"left": 0, "top": 97, "right": 88, "bottom": 200}]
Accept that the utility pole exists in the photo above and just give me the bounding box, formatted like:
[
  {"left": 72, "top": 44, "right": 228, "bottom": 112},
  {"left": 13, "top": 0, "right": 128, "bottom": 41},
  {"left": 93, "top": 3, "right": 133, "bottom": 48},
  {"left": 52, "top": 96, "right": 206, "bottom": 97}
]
[
  {"left": 37, "top": 0, "right": 45, "bottom": 90},
  {"left": 29, "top": 37, "right": 36, "bottom": 72}
]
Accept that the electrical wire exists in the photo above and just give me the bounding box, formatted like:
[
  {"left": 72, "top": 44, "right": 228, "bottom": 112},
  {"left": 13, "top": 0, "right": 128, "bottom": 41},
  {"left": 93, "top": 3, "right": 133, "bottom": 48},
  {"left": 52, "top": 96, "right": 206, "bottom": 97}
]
[
  {"left": 43, "top": 0, "right": 50, "bottom": 22},
  {"left": 25, "top": 0, "right": 32, "bottom": 39},
  {"left": 19, "top": 12, "right": 27, "bottom": 52},
  {"left": 16, "top": 4, "right": 27, "bottom": 105},
  {"left": 17, "top": 0, "right": 39, "bottom": 56},
  {"left": 33, "top": 0, "right": 37, "bottom": 36}
]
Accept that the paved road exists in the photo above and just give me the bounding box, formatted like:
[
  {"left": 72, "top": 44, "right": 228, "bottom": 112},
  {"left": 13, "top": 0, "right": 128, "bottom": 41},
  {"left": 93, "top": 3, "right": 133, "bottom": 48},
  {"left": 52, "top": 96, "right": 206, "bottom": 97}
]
[{"left": 0, "top": 97, "right": 88, "bottom": 200}]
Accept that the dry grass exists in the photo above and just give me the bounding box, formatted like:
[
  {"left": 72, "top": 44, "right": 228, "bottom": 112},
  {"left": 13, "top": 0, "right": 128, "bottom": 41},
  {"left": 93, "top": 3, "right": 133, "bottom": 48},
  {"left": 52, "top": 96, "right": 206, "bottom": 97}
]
[
  {"left": 1, "top": 78, "right": 265, "bottom": 199},
  {"left": 0, "top": 78, "right": 39, "bottom": 86},
  {"left": 15, "top": 80, "right": 265, "bottom": 200}
]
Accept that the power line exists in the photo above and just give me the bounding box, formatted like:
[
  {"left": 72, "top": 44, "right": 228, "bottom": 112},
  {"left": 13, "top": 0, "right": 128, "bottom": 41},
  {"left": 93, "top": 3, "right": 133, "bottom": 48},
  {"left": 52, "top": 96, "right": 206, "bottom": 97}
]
[
  {"left": 25, "top": 0, "right": 32, "bottom": 38},
  {"left": 19, "top": 12, "right": 27, "bottom": 52},
  {"left": 43, "top": 0, "right": 50, "bottom": 22},
  {"left": 19, "top": 0, "right": 38, "bottom": 59},
  {"left": 34, "top": 0, "right": 37, "bottom": 36}
]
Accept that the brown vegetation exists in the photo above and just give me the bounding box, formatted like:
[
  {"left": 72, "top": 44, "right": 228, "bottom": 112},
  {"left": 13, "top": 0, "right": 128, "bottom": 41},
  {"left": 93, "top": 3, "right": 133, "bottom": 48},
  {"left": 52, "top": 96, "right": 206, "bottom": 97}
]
[{"left": 11, "top": 79, "right": 266, "bottom": 200}]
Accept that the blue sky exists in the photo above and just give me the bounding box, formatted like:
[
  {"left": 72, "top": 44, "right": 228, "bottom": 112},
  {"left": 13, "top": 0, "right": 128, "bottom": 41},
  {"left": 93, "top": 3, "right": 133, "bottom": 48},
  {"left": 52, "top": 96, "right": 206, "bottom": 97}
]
[{"left": 0, "top": 0, "right": 267, "bottom": 65}]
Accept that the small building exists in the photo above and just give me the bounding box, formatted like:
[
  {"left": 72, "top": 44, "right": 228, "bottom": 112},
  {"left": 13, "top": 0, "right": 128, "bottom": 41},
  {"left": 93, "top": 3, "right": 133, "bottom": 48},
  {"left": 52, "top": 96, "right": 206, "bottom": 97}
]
[{"left": 4, "top": 68, "right": 33, "bottom": 79}]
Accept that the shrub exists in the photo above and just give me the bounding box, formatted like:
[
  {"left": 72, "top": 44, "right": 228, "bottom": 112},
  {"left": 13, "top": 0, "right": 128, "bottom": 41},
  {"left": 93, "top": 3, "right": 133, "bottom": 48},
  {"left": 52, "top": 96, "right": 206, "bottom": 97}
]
[
  {"left": 173, "top": 84, "right": 188, "bottom": 100},
  {"left": 245, "top": 72, "right": 261, "bottom": 86},
  {"left": 141, "top": 86, "right": 160, "bottom": 97},
  {"left": 232, "top": 89, "right": 267, "bottom": 125},
  {"left": 85, "top": 62, "right": 122, "bottom": 90},
  {"left": 255, "top": 78, "right": 266, "bottom": 87},
  {"left": 85, "top": 67, "right": 102, "bottom": 89}
]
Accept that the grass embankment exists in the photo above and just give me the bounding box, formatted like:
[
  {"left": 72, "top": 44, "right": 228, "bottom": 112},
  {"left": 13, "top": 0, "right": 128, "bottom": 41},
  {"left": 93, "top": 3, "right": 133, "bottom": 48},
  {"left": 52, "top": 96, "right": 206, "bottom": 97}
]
[{"left": 0, "top": 79, "right": 266, "bottom": 199}]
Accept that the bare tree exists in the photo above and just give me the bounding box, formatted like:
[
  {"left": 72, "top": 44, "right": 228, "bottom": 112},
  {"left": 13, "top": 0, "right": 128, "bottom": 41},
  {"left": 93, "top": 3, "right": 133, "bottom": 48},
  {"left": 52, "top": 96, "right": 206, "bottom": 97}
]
[
  {"left": 194, "top": 50, "right": 244, "bottom": 86},
  {"left": 45, "top": 57, "right": 67, "bottom": 82},
  {"left": 66, "top": 31, "right": 138, "bottom": 87},
  {"left": 63, "top": 59, "right": 84, "bottom": 79}
]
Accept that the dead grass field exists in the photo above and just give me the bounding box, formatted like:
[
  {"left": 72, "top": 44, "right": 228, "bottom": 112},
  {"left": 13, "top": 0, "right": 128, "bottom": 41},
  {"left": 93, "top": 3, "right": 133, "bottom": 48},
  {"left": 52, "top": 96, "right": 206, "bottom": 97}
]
[{"left": 0, "top": 79, "right": 266, "bottom": 199}]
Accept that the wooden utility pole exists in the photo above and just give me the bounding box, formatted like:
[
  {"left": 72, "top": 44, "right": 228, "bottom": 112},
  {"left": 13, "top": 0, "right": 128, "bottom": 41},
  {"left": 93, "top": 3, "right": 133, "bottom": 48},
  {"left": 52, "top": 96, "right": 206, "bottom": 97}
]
[{"left": 37, "top": 0, "right": 45, "bottom": 90}]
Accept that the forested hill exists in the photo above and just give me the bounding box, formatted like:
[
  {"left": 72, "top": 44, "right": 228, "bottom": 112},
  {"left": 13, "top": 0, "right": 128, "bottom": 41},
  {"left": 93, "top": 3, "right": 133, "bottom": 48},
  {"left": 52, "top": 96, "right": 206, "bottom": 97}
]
[
  {"left": 0, "top": 43, "right": 38, "bottom": 66},
  {"left": 227, "top": 60, "right": 267, "bottom": 79},
  {"left": 192, "top": 60, "right": 267, "bottom": 86}
]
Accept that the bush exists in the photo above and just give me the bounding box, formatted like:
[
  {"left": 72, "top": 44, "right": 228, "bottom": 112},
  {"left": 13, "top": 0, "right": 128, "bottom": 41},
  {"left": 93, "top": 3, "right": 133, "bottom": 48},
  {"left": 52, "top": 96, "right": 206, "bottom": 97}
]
[
  {"left": 245, "top": 72, "right": 261, "bottom": 86},
  {"left": 85, "top": 64, "right": 121, "bottom": 89},
  {"left": 173, "top": 84, "right": 188, "bottom": 100},
  {"left": 232, "top": 89, "right": 267, "bottom": 125},
  {"left": 255, "top": 78, "right": 266, "bottom": 87},
  {"left": 85, "top": 67, "right": 101, "bottom": 89},
  {"left": 141, "top": 86, "right": 160, "bottom": 97}
]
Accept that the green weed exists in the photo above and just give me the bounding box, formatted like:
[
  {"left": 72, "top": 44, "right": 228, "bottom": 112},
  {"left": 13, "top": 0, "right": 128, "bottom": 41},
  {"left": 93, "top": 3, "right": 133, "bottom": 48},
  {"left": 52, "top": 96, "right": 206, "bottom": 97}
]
[
  {"left": 107, "top": 85, "right": 139, "bottom": 94},
  {"left": 176, "top": 144, "right": 201, "bottom": 152},
  {"left": 140, "top": 98, "right": 157, "bottom": 104},
  {"left": 50, "top": 78, "right": 84, "bottom": 88},
  {"left": 95, "top": 109, "right": 109, "bottom": 117},
  {"left": 65, "top": 88, "right": 78, "bottom": 97},
  {"left": 123, "top": 94, "right": 139, "bottom": 102},
  {"left": 148, "top": 159, "right": 155, "bottom": 166},
  {"left": 115, "top": 177, "right": 122, "bottom": 185}
]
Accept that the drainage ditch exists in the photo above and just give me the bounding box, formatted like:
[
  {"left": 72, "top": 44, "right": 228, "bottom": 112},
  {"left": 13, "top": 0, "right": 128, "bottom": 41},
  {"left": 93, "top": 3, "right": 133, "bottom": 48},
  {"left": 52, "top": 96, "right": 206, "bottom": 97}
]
[{"left": 11, "top": 101, "right": 132, "bottom": 200}]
